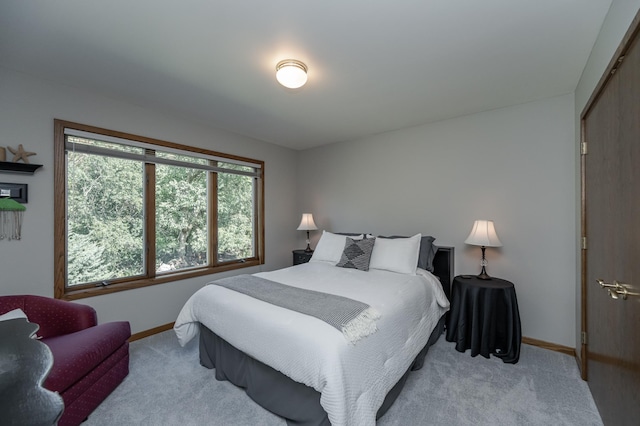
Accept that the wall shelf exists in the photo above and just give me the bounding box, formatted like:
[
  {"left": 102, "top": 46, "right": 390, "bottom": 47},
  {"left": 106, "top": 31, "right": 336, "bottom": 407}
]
[{"left": 0, "top": 161, "right": 43, "bottom": 175}]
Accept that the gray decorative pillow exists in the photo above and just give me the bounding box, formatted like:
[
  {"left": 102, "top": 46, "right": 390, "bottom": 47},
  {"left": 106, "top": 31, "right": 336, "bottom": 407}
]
[{"left": 336, "top": 237, "right": 376, "bottom": 271}]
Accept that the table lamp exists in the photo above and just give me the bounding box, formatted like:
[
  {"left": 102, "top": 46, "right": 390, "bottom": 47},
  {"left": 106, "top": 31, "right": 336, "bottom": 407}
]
[
  {"left": 297, "top": 213, "right": 318, "bottom": 252},
  {"left": 464, "top": 219, "right": 502, "bottom": 280}
]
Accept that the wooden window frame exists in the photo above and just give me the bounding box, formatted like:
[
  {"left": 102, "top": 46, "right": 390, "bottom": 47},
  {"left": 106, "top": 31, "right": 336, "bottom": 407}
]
[{"left": 54, "top": 119, "right": 265, "bottom": 300}]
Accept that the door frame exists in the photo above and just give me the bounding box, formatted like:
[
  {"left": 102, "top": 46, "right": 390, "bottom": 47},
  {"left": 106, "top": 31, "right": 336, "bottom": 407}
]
[{"left": 579, "top": 10, "right": 640, "bottom": 380}]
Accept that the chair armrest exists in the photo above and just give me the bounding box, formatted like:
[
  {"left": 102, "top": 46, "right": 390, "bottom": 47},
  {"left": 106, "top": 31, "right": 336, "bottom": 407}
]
[{"left": 24, "top": 296, "right": 98, "bottom": 338}]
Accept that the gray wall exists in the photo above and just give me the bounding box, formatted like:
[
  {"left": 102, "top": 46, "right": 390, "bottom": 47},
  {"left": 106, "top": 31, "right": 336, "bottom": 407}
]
[
  {"left": 0, "top": 68, "right": 298, "bottom": 334},
  {"left": 298, "top": 93, "right": 577, "bottom": 347},
  {"left": 573, "top": 0, "right": 640, "bottom": 359}
]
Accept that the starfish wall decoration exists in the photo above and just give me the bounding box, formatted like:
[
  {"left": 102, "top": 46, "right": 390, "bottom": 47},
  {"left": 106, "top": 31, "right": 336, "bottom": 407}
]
[{"left": 7, "top": 144, "right": 36, "bottom": 164}]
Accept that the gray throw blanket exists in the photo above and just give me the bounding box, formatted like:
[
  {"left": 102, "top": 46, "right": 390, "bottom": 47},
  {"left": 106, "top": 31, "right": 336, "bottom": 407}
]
[{"left": 213, "top": 274, "right": 380, "bottom": 343}]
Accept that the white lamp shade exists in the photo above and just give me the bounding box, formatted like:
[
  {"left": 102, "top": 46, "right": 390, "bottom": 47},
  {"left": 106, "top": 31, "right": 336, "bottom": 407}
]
[
  {"left": 464, "top": 220, "right": 502, "bottom": 247},
  {"left": 297, "top": 213, "right": 318, "bottom": 231},
  {"left": 276, "top": 60, "right": 308, "bottom": 89}
]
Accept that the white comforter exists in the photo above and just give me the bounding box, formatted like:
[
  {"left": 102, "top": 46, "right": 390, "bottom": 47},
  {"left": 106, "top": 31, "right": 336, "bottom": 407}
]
[{"left": 174, "top": 261, "right": 449, "bottom": 426}]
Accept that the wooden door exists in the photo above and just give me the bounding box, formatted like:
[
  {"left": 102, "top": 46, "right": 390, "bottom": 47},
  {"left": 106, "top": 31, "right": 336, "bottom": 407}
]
[{"left": 581, "top": 14, "right": 640, "bottom": 426}]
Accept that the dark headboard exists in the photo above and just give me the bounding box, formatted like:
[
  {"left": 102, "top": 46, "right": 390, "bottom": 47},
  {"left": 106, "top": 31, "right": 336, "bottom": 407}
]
[{"left": 432, "top": 246, "right": 454, "bottom": 302}]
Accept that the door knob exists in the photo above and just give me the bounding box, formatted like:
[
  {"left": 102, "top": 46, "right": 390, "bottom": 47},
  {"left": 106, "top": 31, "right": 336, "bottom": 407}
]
[
  {"left": 596, "top": 279, "right": 619, "bottom": 289},
  {"left": 596, "top": 279, "right": 639, "bottom": 300},
  {"left": 611, "top": 284, "right": 639, "bottom": 300}
]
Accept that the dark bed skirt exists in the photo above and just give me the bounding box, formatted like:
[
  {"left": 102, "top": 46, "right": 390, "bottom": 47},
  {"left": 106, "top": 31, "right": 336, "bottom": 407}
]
[{"left": 198, "top": 314, "right": 446, "bottom": 426}]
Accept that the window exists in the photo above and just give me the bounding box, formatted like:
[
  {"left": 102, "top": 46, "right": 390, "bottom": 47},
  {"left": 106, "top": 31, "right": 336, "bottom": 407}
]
[{"left": 54, "top": 120, "right": 264, "bottom": 299}]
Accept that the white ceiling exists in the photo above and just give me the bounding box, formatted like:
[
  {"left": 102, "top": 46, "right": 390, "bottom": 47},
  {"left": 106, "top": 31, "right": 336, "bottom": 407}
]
[{"left": 0, "top": 1, "right": 611, "bottom": 150}]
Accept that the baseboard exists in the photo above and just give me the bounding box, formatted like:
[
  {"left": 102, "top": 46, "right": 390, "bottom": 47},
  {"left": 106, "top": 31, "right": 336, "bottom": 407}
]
[
  {"left": 129, "top": 322, "right": 175, "bottom": 342},
  {"left": 522, "top": 336, "right": 575, "bottom": 357}
]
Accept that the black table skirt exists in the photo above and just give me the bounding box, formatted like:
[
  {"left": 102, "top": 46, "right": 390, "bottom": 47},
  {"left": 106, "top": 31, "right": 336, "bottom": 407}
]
[{"left": 445, "top": 276, "right": 521, "bottom": 364}]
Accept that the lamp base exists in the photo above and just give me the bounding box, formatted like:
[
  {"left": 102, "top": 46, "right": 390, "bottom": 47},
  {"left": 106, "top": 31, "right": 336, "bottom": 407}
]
[
  {"left": 477, "top": 246, "right": 492, "bottom": 279},
  {"left": 304, "top": 230, "right": 313, "bottom": 252}
]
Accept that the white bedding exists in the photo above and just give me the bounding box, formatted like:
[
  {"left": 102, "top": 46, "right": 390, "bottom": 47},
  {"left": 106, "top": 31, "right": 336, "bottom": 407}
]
[{"left": 174, "top": 261, "right": 450, "bottom": 426}]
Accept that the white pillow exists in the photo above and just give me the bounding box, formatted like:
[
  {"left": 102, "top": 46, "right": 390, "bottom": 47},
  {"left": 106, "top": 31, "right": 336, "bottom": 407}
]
[
  {"left": 369, "top": 233, "right": 422, "bottom": 275},
  {"left": 310, "top": 231, "right": 364, "bottom": 264},
  {"left": 0, "top": 308, "right": 28, "bottom": 322}
]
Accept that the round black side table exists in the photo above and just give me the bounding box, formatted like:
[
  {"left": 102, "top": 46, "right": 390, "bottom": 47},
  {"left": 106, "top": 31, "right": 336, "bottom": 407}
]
[{"left": 445, "top": 275, "right": 522, "bottom": 363}]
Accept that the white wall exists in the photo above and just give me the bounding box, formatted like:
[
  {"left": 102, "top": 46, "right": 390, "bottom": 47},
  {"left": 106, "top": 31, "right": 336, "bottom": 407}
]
[
  {"left": 298, "top": 94, "right": 577, "bottom": 347},
  {"left": 573, "top": 0, "right": 640, "bottom": 356},
  {"left": 0, "top": 68, "right": 298, "bottom": 334}
]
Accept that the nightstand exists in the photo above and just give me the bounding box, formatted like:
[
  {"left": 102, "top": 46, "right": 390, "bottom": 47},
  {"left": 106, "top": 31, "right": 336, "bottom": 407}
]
[
  {"left": 445, "top": 275, "right": 521, "bottom": 363},
  {"left": 292, "top": 249, "right": 313, "bottom": 265}
]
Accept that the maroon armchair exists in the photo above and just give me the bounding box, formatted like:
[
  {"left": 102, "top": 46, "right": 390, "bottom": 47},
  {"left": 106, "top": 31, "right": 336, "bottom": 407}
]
[{"left": 0, "top": 295, "right": 131, "bottom": 426}]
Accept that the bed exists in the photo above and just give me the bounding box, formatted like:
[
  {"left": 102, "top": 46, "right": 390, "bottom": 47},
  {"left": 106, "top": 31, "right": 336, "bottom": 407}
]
[{"left": 175, "top": 232, "right": 454, "bottom": 426}]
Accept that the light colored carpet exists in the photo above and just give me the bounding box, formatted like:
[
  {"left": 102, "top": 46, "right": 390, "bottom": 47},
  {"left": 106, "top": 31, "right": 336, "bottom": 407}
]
[{"left": 85, "top": 330, "right": 603, "bottom": 425}]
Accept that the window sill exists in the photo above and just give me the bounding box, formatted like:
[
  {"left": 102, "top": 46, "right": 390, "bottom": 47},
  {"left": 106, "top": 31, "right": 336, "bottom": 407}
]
[{"left": 60, "top": 259, "right": 262, "bottom": 301}]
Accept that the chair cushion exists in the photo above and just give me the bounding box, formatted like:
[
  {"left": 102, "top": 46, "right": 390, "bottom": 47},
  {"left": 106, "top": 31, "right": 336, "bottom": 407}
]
[{"left": 43, "top": 321, "right": 131, "bottom": 393}]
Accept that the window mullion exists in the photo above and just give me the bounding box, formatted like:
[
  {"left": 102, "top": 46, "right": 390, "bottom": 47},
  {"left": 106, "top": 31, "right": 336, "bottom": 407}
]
[
  {"left": 255, "top": 167, "right": 265, "bottom": 262},
  {"left": 209, "top": 167, "right": 218, "bottom": 266},
  {"left": 145, "top": 163, "right": 156, "bottom": 278}
]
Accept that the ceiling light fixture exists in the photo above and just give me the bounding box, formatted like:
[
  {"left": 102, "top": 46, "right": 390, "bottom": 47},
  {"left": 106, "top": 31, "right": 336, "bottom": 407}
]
[{"left": 276, "top": 59, "right": 308, "bottom": 89}]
